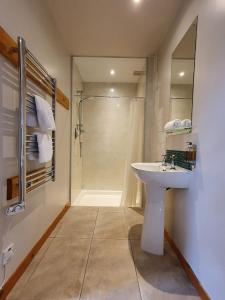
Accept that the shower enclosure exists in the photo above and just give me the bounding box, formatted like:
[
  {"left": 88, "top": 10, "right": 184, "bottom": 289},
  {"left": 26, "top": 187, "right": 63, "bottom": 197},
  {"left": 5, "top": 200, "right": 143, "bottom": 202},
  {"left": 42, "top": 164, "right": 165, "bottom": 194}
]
[{"left": 71, "top": 57, "right": 146, "bottom": 207}]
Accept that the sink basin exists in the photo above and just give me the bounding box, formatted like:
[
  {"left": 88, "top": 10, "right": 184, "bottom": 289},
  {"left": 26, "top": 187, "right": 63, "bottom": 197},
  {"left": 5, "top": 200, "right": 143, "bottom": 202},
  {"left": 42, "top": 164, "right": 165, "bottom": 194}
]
[
  {"left": 131, "top": 162, "right": 192, "bottom": 255},
  {"left": 131, "top": 162, "right": 191, "bottom": 188}
]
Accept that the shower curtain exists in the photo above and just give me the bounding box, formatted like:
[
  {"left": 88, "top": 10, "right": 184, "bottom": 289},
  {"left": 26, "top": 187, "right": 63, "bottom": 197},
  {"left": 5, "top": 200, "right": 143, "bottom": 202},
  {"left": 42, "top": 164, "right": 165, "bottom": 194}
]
[{"left": 121, "top": 98, "right": 145, "bottom": 207}]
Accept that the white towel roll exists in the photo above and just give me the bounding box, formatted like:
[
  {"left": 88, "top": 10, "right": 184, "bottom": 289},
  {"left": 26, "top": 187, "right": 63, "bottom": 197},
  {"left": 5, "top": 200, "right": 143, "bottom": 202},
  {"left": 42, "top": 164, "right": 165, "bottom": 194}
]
[
  {"left": 164, "top": 119, "right": 182, "bottom": 131},
  {"left": 181, "top": 119, "right": 192, "bottom": 128}
]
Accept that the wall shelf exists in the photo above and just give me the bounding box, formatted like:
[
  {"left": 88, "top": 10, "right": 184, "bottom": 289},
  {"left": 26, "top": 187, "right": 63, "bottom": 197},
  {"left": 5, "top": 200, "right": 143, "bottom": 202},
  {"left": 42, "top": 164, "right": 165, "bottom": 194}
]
[
  {"left": 170, "top": 97, "right": 193, "bottom": 100},
  {"left": 165, "top": 128, "right": 192, "bottom": 135}
]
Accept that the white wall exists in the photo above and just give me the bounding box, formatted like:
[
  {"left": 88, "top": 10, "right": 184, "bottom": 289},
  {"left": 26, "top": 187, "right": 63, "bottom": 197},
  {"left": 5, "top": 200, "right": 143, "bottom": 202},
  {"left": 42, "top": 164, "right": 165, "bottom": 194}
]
[
  {"left": 0, "top": 0, "right": 70, "bottom": 284},
  {"left": 82, "top": 82, "right": 137, "bottom": 190},
  {"left": 152, "top": 0, "right": 225, "bottom": 298},
  {"left": 136, "top": 75, "right": 146, "bottom": 98}
]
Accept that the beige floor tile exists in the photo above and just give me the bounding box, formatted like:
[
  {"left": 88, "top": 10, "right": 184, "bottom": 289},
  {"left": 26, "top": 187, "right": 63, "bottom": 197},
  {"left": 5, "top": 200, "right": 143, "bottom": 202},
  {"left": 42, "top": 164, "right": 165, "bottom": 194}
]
[
  {"left": 130, "top": 239, "right": 200, "bottom": 300},
  {"left": 98, "top": 207, "right": 124, "bottom": 213},
  {"left": 93, "top": 212, "right": 128, "bottom": 239},
  {"left": 7, "top": 238, "right": 53, "bottom": 300},
  {"left": 14, "top": 238, "right": 91, "bottom": 300},
  {"left": 56, "top": 208, "right": 98, "bottom": 238},
  {"left": 7, "top": 207, "right": 201, "bottom": 300},
  {"left": 45, "top": 237, "right": 91, "bottom": 263},
  {"left": 56, "top": 222, "right": 95, "bottom": 238},
  {"left": 62, "top": 208, "right": 98, "bottom": 223},
  {"left": 124, "top": 208, "right": 144, "bottom": 221},
  {"left": 124, "top": 208, "right": 144, "bottom": 240},
  {"left": 67, "top": 206, "right": 99, "bottom": 215},
  {"left": 127, "top": 223, "right": 143, "bottom": 240},
  {"left": 80, "top": 239, "right": 141, "bottom": 300}
]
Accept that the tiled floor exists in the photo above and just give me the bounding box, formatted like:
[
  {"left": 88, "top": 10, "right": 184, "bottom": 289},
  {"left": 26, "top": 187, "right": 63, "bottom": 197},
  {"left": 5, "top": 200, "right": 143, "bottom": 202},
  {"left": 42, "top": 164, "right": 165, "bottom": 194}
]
[{"left": 7, "top": 207, "right": 200, "bottom": 300}]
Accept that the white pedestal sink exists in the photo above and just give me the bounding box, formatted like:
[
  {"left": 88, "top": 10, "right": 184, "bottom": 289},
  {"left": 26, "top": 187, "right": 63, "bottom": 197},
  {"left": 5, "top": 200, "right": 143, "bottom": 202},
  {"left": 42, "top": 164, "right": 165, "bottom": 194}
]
[{"left": 131, "top": 162, "right": 192, "bottom": 255}]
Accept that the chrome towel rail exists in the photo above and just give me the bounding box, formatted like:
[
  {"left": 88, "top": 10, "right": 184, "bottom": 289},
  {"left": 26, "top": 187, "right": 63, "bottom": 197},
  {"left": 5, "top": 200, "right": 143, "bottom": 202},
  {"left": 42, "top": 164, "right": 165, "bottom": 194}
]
[{"left": 6, "top": 37, "right": 56, "bottom": 216}]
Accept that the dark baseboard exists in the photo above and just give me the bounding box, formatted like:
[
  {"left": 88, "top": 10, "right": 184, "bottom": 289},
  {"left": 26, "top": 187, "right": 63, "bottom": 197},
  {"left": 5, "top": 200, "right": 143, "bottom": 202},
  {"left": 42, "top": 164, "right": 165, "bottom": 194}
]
[
  {"left": 0, "top": 203, "right": 70, "bottom": 300},
  {"left": 164, "top": 230, "right": 211, "bottom": 300}
]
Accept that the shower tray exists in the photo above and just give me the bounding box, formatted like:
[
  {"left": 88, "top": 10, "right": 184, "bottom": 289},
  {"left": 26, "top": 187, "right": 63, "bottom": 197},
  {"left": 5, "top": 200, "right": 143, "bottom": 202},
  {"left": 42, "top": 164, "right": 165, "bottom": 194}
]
[{"left": 72, "top": 189, "right": 122, "bottom": 207}]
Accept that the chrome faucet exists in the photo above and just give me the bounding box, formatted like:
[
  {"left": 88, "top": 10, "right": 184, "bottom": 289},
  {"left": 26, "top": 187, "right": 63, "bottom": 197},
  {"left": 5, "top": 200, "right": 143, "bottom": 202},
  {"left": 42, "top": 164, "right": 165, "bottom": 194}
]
[
  {"left": 161, "top": 154, "right": 167, "bottom": 166},
  {"left": 170, "top": 155, "right": 176, "bottom": 170}
]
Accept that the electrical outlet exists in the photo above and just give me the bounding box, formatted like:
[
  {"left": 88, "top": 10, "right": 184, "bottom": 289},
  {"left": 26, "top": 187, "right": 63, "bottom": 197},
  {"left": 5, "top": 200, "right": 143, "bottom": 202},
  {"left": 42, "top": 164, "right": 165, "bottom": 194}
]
[{"left": 2, "top": 244, "right": 14, "bottom": 266}]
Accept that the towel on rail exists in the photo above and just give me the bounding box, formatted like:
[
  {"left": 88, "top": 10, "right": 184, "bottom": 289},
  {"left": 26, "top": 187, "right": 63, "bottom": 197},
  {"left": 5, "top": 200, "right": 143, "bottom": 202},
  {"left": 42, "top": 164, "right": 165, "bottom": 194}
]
[
  {"left": 28, "top": 133, "right": 53, "bottom": 163},
  {"left": 27, "top": 111, "right": 38, "bottom": 128},
  {"left": 36, "top": 133, "right": 53, "bottom": 163},
  {"left": 28, "top": 148, "right": 38, "bottom": 161},
  {"left": 34, "top": 95, "right": 56, "bottom": 131}
]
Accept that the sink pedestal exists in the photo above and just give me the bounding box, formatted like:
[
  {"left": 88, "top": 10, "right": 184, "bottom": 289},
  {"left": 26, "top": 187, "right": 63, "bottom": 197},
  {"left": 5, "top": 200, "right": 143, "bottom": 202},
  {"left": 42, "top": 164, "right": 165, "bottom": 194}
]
[
  {"left": 131, "top": 162, "right": 191, "bottom": 256},
  {"left": 141, "top": 183, "right": 165, "bottom": 255}
]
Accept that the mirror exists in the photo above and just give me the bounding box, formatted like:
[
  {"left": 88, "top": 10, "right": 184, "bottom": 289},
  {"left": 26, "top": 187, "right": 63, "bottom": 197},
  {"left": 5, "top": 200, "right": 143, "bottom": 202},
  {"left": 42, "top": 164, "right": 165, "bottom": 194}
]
[{"left": 168, "top": 18, "right": 198, "bottom": 134}]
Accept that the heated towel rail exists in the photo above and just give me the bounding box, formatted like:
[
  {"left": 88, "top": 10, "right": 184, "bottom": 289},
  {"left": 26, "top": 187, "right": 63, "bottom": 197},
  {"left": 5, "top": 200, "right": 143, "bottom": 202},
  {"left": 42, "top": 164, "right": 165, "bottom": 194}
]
[{"left": 6, "top": 37, "right": 56, "bottom": 216}]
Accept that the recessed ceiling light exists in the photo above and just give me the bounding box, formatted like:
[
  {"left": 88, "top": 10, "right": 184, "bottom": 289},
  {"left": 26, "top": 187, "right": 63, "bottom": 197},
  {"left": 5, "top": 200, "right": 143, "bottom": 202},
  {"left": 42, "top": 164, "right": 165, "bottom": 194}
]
[
  {"left": 133, "top": 0, "right": 141, "bottom": 3},
  {"left": 110, "top": 88, "right": 114, "bottom": 92},
  {"left": 110, "top": 69, "right": 115, "bottom": 75},
  {"left": 179, "top": 71, "right": 185, "bottom": 77}
]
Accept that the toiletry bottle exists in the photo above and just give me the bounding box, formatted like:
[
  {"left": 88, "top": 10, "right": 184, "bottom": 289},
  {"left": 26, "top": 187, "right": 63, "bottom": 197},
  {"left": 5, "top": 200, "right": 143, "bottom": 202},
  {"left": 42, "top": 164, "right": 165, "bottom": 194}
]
[
  {"left": 192, "top": 144, "right": 197, "bottom": 168},
  {"left": 186, "top": 142, "right": 196, "bottom": 168},
  {"left": 186, "top": 142, "right": 192, "bottom": 161}
]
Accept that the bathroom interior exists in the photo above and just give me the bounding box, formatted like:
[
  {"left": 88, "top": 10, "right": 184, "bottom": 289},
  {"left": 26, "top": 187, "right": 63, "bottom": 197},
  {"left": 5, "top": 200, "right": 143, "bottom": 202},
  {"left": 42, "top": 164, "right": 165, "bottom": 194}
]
[
  {"left": 0, "top": 0, "right": 225, "bottom": 299},
  {"left": 71, "top": 56, "right": 146, "bottom": 207}
]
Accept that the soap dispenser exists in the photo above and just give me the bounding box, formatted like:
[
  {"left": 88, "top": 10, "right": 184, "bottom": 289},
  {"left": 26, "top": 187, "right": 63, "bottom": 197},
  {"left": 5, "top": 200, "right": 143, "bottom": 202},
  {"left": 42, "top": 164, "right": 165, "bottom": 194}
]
[{"left": 186, "top": 142, "right": 196, "bottom": 168}]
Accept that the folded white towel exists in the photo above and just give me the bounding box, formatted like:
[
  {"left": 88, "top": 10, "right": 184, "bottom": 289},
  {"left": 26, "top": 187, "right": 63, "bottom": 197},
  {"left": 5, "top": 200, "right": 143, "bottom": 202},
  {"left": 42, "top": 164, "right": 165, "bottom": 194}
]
[
  {"left": 164, "top": 119, "right": 182, "bottom": 131},
  {"left": 36, "top": 133, "right": 53, "bottom": 163},
  {"left": 27, "top": 111, "right": 38, "bottom": 128},
  {"left": 28, "top": 150, "right": 38, "bottom": 161},
  {"left": 28, "top": 133, "right": 53, "bottom": 163},
  {"left": 181, "top": 119, "right": 192, "bottom": 128},
  {"left": 34, "top": 95, "right": 56, "bottom": 131}
]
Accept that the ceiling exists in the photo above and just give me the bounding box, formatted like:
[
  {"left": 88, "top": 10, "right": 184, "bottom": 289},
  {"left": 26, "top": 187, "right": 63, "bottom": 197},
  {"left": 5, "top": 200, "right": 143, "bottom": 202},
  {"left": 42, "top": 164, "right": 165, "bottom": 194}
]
[
  {"left": 46, "top": 0, "right": 185, "bottom": 57},
  {"left": 74, "top": 57, "right": 146, "bottom": 83}
]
